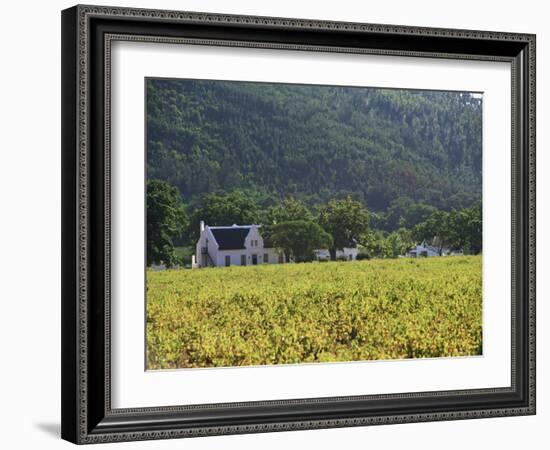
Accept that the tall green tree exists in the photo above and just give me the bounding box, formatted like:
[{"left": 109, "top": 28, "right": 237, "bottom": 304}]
[
  {"left": 361, "top": 230, "right": 392, "bottom": 259},
  {"left": 261, "top": 197, "right": 313, "bottom": 244},
  {"left": 147, "top": 179, "right": 188, "bottom": 267},
  {"left": 386, "top": 228, "right": 415, "bottom": 258},
  {"left": 448, "top": 201, "right": 482, "bottom": 254},
  {"left": 318, "top": 197, "right": 370, "bottom": 260},
  {"left": 464, "top": 201, "right": 482, "bottom": 254},
  {"left": 383, "top": 197, "right": 437, "bottom": 231},
  {"left": 413, "top": 210, "right": 452, "bottom": 255},
  {"left": 361, "top": 228, "right": 414, "bottom": 259},
  {"left": 188, "top": 190, "right": 260, "bottom": 242},
  {"left": 264, "top": 197, "right": 313, "bottom": 224},
  {"left": 413, "top": 202, "right": 482, "bottom": 255},
  {"left": 270, "top": 220, "right": 333, "bottom": 262}
]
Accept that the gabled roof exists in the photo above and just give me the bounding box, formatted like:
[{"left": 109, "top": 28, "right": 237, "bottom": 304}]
[
  {"left": 209, "top": 226, "right": 251, "bottom": 250},
  {"left": 346, "top": 238, "right": 358, "bottom": 249},
  {"left": 415, "top": 240, "right": 440, "bottom": 254}
]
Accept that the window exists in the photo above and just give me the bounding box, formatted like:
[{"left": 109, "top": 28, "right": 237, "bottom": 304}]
[
  {"left": 225, "top": 255, "right": 231, "bottom": 267},
  {"left": 264, "top": 253, "right": 269, "bottom": 263},
  {"left": 240, "top": 255, "right": 246, "bottom": 265}
]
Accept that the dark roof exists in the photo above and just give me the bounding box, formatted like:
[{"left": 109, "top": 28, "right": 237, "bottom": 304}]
[
  {"left": 347, "top": 238, "right": 358, "bottom": 248},
  {"left": 210, "top": 227, "right": 251, "bottom": 250}
]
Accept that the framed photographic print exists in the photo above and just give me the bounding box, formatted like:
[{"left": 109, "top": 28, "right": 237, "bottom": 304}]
[{"left": 61, "top": 4, "right": 536, "bottom": 444}]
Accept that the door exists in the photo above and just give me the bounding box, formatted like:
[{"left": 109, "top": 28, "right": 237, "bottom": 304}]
[{"left": 252, "top": 254, "right": 258, "bottom": 265}]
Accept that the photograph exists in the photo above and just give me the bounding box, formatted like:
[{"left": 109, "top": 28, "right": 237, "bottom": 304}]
[
  {"left": 145, "top": 78, "right": 483, "bottom": 370},
  {"left": 57, "top": 3, "right": 536, "bottom": 445}
]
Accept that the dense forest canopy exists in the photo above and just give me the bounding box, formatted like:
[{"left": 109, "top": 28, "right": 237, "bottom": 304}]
[
  {"left": 147, "top": 78, "right": 481, "bottom": 226},
  {"left": 146, "top": 78, "right": 482, "bottom": 264}
]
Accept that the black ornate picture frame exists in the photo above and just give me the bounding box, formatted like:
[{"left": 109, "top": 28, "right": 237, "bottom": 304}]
[{"left": 61, "top": 4, "right": 536, "bottom": 444}]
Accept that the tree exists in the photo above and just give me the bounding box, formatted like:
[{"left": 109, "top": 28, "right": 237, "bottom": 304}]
[
  {"left": 413, "top": 210, "right": 452, "bottom": 255},
  {"left": 361, "top": 230, "right": 392, "bottom": 259},
  {"left": 454, "top": 201, "right": 482, "bottom": 254},
  {"left": 261, "top": 197, "right": 313, "bottom": 244},
  {"left": 413, "top": 202, "right": 482, "bottom": 255},
  {"left": 264, "top": 197, "right": 313, "bottom": 224},
  {"left": 188, "top": 190, "right": 260, "bottom": 242},
  {"left": 147, "top": 179, "right": 188, "bottom": 267},
  {"left": 270, "top": 220, "right": 333, "bottom": 262},
  {"left": 382, "top": 197, "right": 437, "bottom": 231},
  {"left": 360, "top": 228, "right": 414, "bottom": 259},
  {"left": 386, "top": 228, "right": 415, "bottom": 258},
  {"left": 318, "top": 197, "right": 369, "bottom": 260}
]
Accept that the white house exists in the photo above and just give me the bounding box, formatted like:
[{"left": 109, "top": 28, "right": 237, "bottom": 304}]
[
  {"left": 192, "top": 222, "right": 281, "bottom": 268},
  {"left": 406, "top": 239, "right": 464, "bottom": 258},
  {"left": 314, "top": 239, "right": 359, "bottom": 261},
  {"left": 192, "top": 222, "right": 360, "bottom": 268},
  {"left": 406, "top": 240, "right": 441, "bottom": 257}
]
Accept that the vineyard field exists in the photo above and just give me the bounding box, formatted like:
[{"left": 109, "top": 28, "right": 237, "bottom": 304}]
[{"left": 146, "top": 256, "right": 482, "bottom": 369}]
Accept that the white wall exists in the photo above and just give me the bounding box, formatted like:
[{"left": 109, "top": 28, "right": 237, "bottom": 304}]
[
  {"left": 216, "top": 249, "right": 245, "bottom": 267},
  {"left": 0, "top": 0, "right": 547, "bottom": 449},
  {"left": 216, "top": 248, "right": 280, "bottom": 266}
]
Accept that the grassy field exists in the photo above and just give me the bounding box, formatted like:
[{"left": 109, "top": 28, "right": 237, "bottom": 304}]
[{"left": 146, "top": 256, "right": 482, "bottom": 369}]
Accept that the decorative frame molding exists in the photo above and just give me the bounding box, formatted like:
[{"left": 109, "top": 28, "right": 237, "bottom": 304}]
[{"left": 61, "top": 4, "right": 536, "bottom": 444}]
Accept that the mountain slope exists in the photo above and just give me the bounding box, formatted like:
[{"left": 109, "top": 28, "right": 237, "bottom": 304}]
[{"left": 146, "top": 78, "right": 482, "bottom": 223}]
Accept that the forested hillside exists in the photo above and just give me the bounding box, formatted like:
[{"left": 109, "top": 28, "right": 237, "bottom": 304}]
[{"left": 146, "top": 78, "right": 482, "bottom": 232}]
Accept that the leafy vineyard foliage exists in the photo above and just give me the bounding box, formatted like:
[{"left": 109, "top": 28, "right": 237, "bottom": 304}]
[{"left": 146, "top": 256, "right": 482, "bottom": 369}]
